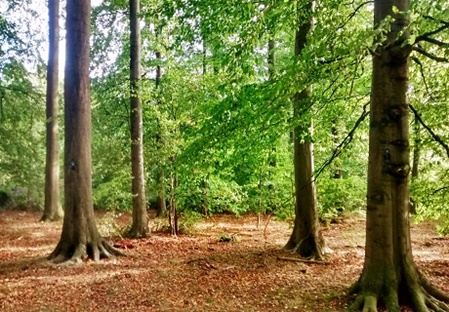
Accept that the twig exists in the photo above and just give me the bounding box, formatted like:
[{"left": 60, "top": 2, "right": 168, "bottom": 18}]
[
  {"left": 431, "top": 186, "right": 449, "bottom": 196},
  {"left": 409, "top": 104, "right": 449, "bottom": 158}
]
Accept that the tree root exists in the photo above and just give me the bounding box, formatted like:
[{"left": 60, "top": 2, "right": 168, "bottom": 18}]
[
  {"left": 348, "top": 282, "right": 449, "bottom": 312},
  {"left": 48, "top": 240, "right": 124, "bottom": 264}
]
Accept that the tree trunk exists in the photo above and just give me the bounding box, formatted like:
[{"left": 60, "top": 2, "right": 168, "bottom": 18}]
[
  {"left": 128, "top": 0, "right": 148, "bottom": 238},
  {"left": 284, "top": 2, "right": 325, "bottom": 260},
  {"left": 349, "top": 1, "right": 449, "bottom": 310},
  {"left": 331, "top": 122, "right": 343, "bottom": 179},
  {"left": 155, "top": 33, "right": 166, "bottom": 218},
  {"left": 41, "top": 0, "right": 63, "bottom": 222},
  {"left": 156, "top": 168, "right": 166, "bottom": 218},
  {"left": 48, "top": 0, "right": 121, "bottom": 263},
  {"left": 411, "top": 116, "right": 420, "bottom": 179}
]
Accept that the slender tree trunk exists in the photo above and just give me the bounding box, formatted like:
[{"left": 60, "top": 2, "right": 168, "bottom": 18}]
[
  {"left": 411, "top": 116, "right": 420, "bottom": 179},
  {"left": 349, "top": 1, "right": 449, "bottom": 310},
  {"left": 48, "top": 0, "right": 121, "bottom": 263},
  {"left": 284, "top": 2, "right": 325, "bottom": 260},
  {"left": 42, "top": 0, "right": 63, "bottom": 222},
  {"left": 168, "top": 170, "right": 178, "bottom": 236},
  {"left": 155, "top": 33, "right": 166, "bottom": 218},
  {"left": 331, "top": 122, "right": 343, "bottom": 179},
  {"left": 128, "top": 0, "right": 148, "bottom": 238}
]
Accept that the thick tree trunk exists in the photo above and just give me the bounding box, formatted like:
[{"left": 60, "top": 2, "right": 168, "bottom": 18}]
[
  {"left": 42, "top": 0, "right": 63, "bottom": 222},
  {"left": 128, "top": 0, "right": 148, "bottom": 238},
  {"left": 49, "top": 0, "right": 121, "bottom": 263},
  {"left": 349, "top": 1, "right": 449, "bottom": 310},
  {"left": 285, "top": 3, "right": 325, "bottom": 260}
]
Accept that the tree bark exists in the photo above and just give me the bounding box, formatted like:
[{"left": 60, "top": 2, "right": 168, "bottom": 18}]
[
  {"left": 128, "top": 0, "right": 148, "bottom": 238},
  {"left": 41, "top": 0, "right": 63, "bottom": 222},
  {"left": 49, "top": 0, "right": 121, "bottom": 263},
  {"left": 284, "top": 2, "right": 325, "bottom": 260},
  {"left": 349, "top": 0, "right": 449, "bottom": 310}
]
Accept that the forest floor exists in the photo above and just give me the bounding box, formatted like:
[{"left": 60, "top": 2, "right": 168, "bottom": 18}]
[{"left": 0, "top": 210, "right": 448, "bottom": 312}]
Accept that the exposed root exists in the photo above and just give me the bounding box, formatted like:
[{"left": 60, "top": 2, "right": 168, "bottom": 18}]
[
  {"left": 48, "top": 240, "right": 124, "bottom": 264},
  {"left": 349, "top": 284, "right": 449, "bottom": 312}
]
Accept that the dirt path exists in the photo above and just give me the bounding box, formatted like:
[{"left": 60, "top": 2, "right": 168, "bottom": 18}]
[{"left": 0, "top": 211, "right": 448, "bottom": 311}]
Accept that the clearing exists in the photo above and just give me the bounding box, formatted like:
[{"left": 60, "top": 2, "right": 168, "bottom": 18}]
[{"left": 0, "top": 210, "right": 448, "bottom": 311}]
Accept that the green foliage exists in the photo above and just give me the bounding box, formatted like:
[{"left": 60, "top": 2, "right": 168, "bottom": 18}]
[{"left": 317, "top": 176, "right": 367, "bottom": 220}]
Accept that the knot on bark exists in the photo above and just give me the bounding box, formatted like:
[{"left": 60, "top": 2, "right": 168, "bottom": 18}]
[
  {"left": 387, "top": 106, "right": 405, "bottom": 121},
  {"left": 386, "top": 163, "right": 410, "bottom": 178}
]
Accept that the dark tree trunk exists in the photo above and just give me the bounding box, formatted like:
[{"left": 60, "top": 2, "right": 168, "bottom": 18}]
[
  {"left": 128, "top": 0, "right": 148, "bottom": 238},
  {"left": 155, "top": 34, "right": 166, "bottom": 218},
  {"left": 41, "top": 0, "right": 63, "bottom": 222},
  {"left": 49, "top": 0, "right": 121, "bottom": 263},
  {"left": 284, "top": 2, "right": 325, "bottom": 260},
  {"left": 168, "top": 172, "right": 178, "bottom": 236},
  {"left": 349, "top": 0, "right": 449, "bottom": 310}
]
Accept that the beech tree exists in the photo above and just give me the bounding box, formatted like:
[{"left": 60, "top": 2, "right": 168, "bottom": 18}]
[
  {"left": 41, "top": 0, "right": 63, "bottom": 222},
  {"left": 349, "top": 0, "right": 449, "bottom": 310},
  {"left": 128, "top": 0, "right": 148, "bottom": 238},
  {"left": 48, "top": 0, "right": 121, "bottom": 262},
  {"left": 284, "top": 2, "right": 325, "bottom": 260}
]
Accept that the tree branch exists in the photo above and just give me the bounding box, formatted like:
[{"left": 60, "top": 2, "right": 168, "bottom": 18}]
[
  {"left": 410, "top": 56, "right": 435, "bottom": 101},
  {"left": 314, "top": 101, "right": 370, "bottom": 180},
  {"left": 409, "top": 104, "right": 449, "bottom": 158},
  {"left": 415, "top": 24, "right": 449, "bottom": 44},
  {"left": 415, "top": 37, "right": 449, "bottom": 47},
  {"left": 411, "top": 47, "right": 449, "bottom": 62}
]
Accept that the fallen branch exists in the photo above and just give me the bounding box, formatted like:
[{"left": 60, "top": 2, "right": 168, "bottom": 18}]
[{"left": 277, "top": 256, "right": 330, "bottom": 265}]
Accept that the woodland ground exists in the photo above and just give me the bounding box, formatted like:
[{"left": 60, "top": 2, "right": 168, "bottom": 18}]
[{"left": 0, "top": 210, "right": 448, "bottom": 312}]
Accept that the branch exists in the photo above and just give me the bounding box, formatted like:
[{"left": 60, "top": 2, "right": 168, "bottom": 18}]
[
  {"left": 410, "top": 56, "right": 435, "bottom": 101},
  {"left": 277, "top": 256, "right": 329, "bottom": 265},
  {"left": 314, "top": 101, "right": 370, "bottom": 180},
  {"left": 337, "top": 1, "right": 374, "bottom": 31},
  {"left": 409, "top": 104, "right": 449, "bottom": 158},
  {"left": 415, "top": 23, "right": 449, "bottom": 44},
  {"left": 431, "top": 186, "right": 449, "bottom": 196},
  {"left": 415, "top": 37, "right": 449, "bottom": 47},
  {"left": 412, "top": 47, "right": 449, "bottom": 62}
]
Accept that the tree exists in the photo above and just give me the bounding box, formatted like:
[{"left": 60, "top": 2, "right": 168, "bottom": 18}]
[
  {"left": 41, "top": 0, "right": 63, "bottom": 222},
  {"left": 284, "top": 2, "right": 325, "bottom": 261},
  {"left": 128, "top": 0, "right": 148, "bottom": 238},
  {"left": 349, "top": 1, "right": 449, "bottom": 310},
  {"left": 155, "top": 27, "right": 167, "bottom": 218},
  {"left": 48, "top": 0, "right": 121, "bottom": 263}
]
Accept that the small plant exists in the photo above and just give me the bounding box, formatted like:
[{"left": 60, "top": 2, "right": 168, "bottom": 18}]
[{"left": 97, "top": 212, "right": 123, "bottom": 239}]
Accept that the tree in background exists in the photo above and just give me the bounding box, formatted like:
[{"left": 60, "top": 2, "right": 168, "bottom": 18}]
[
  {"left": 41, "top": 0, "right": 63, "bottom": 222},
  {"left": 128, "top": 0, "right": 149, "bottom": 238},
  {"left": 284, "top": 2, "right": 325, "bottom": 260},
  {"left": 349, "top": 0, "right": 449, "bottom": 310},
  {"left": 49, "top": 0, "right": 121, "bottom": 262}
]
